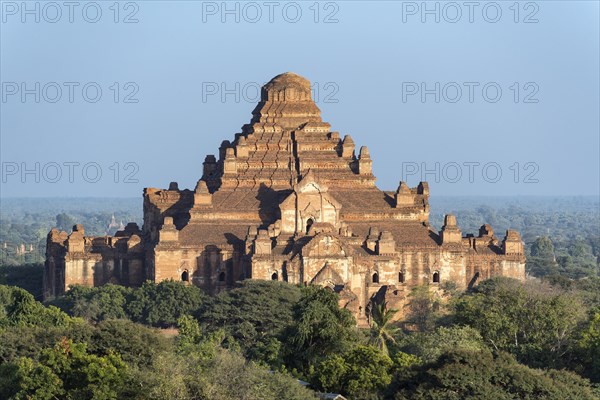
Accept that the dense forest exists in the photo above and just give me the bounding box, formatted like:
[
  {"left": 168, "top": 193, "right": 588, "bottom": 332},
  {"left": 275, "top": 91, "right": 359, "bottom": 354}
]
[
  {"left": 1, "top": 277, "right": 600, "bottom": 399},
  {"left": 0, "top": 196, "right": 599, "bottom": 398}
]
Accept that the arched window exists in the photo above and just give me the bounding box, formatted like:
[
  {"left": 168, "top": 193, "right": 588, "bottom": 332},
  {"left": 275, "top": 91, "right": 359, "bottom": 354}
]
[
  {"left": 181, "top": 270, "right": 189, "bottom": 282},
  {"left": 218, "top": 271, "right": 226, "bottom": 282},
  {"left": 271, "top": 272, "right": 278, "bottom": 281},
  {"left": 306, "top": 218, "right": 314, "bottom": 234},
  {"left": 433, "top": 271, "right": 440, "bottom": 283},
  {"left": 399, "top": 271, "right": 405, "bottom": 283},
  {"left": 372, "top": 272, "right": 379, "bottom": 283}
]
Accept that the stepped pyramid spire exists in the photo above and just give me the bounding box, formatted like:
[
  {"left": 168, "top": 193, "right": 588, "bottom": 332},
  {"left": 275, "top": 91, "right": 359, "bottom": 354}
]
[{"left": 208, "top": 72, "right": 374, "bottom": 191}]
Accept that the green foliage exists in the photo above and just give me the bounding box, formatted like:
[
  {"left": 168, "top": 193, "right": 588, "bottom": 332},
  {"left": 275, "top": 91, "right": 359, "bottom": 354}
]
[
  {"left": 189, "top": 345, "right": 317, "bottom": 400},
  {"left": 283, "top": 285, "right": 357, "bottom": 372},
  {"left": 0, "top": 357, "right": 63, "bottom": 400},
  {"left": 578, "top": 312, "right": 600, "bottom": 381},
  {"left": 399, "top": 325, "right": 485, "bottom": 364},
  {"left": 0, "top": 282, "right": 320, "bottom": 399},
  {"left": 56, "top": 280, "right": 206, "bottom": 328},
  {"left": 138, "top": 328, "right": 318, "bottom": 400},
  {"left": 0, "top": 339, "right": 128, "bottom": 400},
  {"left": 0, "top": 264, "right": 44, "bottom": 300},
  {"left": 528, "top": 236, "right": 560, "bottom": 277},
  {"left": 4, "top": 248, "right": 600, "bottom": 400},
  {"left": 531, "top": 236, "right": 555, "bottom": 257},
  {"left": 197, "top": 280, "right": 302, "bottom": 365},
  {"left": 0, "top": 321, "right": 94, "bottom": 364},
  {"left": 314, "top": 354, "right": 347, "bottom": 394},
  {"left": 343, "top": 346, "right": 393, "bottom": 397},
  {"left": 392, "top": 348, "right": 597, "bottom": 400},
  {"left": 126, "top": 280, "right": 206, "bottom": 327},
  {"left": 543, "top": 276, "right": 600, "bottom": 313},
  {"left": 453, "top": 277, "right": 586, "bottom": 369},
  {"left": 58, "top": 284, "right": 131, "bottom": 322},
  {"left": 88, "top": 319, "right": 171, "bottom": 367},
  {"left": 176, "top": 314, "right": 203, "bottom": 350},
  {"left": 43, "top": 339, "right": 127, "bottom": 400},
  {"left": 314, "top": 345, "right": 393, "bottom": 398},
  {"left": 392, "top": 351, "right": 420, "bottom": 370},
  {"left": 404, "top": 285, "right": 441, "bottom": 332},
  {"left": 2, "top": 271, "right": 600, "bottom": 398},
  {"left": 368, "top": 301, "right": 399, "bottom": 356},
  {"left": 0, "top": 285, "right": 71, "bottom": 328}
]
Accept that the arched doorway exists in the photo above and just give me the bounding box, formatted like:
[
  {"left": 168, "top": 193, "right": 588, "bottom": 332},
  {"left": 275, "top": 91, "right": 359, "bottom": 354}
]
[
  {"left": 372, "top": 272, "right": 379, "bottom": 284},
  {"left": 433, "top": 271, "right": 440, "bottom": 283},
  {"left": 271, "top": 272, "right": 278, "bottom": 281},
  {"left": 181, "top": 270, "right": 189, "bottom": 282},
  {"left": 398, "top": 271, "right": 405, "bottom": 283},
  {"left": 218, "top": 271, "right": 226, "bottom": 282}
]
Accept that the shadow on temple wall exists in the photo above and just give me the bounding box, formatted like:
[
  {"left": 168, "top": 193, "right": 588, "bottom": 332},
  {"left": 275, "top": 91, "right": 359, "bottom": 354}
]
[
  {"left": 88, "top": 238, "right": 144, "bottom": 288},
  {"left": 429, "top": 230, "right": 442, "bottom": 245},
  {"left": 383, "top": 193, "right": 396, "bottom": 207},
  {"left": 144, "top": 189, "right": 193, "bottom": 231},
  {"left": 89, "top": 238, "right": 120, "bottom": 287},
  {"left": 256, "top": 183, "right": 281, "bottom": 229},
  {"left": 195, "top": 244, "right": 239, "bottom": 294},
  {"left": 224, "top": 233, "right": 245, "bottom": 246},
  {"left": 281, "top": 238, "right": 296, "bottom": 255},
  {"left": 91, "top": 258, "right": 120, "bottom": 287},
  {"left": 371, "top": 285, "right": 389, "bottom": 305},
  {"left": 468, "top": 271, "right": 480, "bottom": 290}
]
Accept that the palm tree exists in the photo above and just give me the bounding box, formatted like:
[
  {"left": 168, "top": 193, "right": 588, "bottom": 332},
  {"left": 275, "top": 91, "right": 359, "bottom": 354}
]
[{"left": 368, "top": 300, "right": 399, "bottom": 356}]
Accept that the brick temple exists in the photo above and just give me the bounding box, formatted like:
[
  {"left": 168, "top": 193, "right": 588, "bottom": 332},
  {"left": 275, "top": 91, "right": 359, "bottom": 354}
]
[{"left": 45, "top": 72, "right": 525, "bottom": 324}]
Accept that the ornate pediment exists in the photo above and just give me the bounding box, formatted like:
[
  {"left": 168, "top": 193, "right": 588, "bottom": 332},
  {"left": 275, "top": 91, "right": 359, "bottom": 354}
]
[
  {"left": 303, "top": 233, "right": 349, "bottom": 258},
  {"left": 279, "top": 171, "right": 342, "bottom": 234},
  {"left": 298, "top": 170, "right": 327, "bottom": 192},
  {"left": 301, "top": 203, "right": 321, "bottom": 219},
  {"left": 310, "top": 262, "right": 344, "bottom": 286}
]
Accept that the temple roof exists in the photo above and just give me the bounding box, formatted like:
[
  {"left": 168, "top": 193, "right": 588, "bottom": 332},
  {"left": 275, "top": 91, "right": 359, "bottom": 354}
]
[{"left": 147, "top": 73, "right": 433, "bottom": 247}]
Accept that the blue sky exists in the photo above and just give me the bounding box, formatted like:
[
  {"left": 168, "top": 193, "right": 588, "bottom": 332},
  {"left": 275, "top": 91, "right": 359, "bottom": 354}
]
[{"left": 1, "top": 0, "right": 599, "bottom": 197}]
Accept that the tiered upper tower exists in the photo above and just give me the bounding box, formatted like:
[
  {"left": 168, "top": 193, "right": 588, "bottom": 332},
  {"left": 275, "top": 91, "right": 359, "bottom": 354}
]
[
  {"left": 245, "top": 72, "right": 326, "bottom": 131},
  {"left": 203, "top": 72, "right": 377, "bottom": 193}
]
